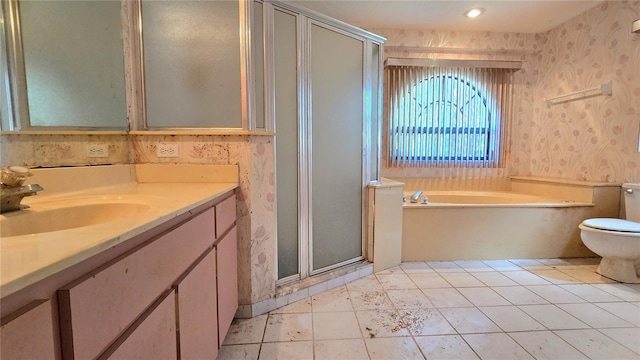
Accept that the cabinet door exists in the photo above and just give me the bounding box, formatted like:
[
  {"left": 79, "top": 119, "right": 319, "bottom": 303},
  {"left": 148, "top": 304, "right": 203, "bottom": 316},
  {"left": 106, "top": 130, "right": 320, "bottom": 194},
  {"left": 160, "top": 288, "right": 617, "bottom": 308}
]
[
  {"left": 1, "top": 300, "right": 56, "bottom": 360},
  {"left": 216, "top": 226, "right": 238, "bottom": 346},
  {"left": 99, "top": 290, "right": 177, "bottom": 360},
  {"left": 174, "top": 247, "right": 218, "bottom": 359}
]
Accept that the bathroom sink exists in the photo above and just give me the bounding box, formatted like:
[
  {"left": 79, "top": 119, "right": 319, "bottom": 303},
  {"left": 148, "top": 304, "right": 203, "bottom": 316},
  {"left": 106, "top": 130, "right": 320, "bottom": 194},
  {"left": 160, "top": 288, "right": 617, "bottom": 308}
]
[{"left": 0, "top": 200, "right": 152, "bottom": 237}]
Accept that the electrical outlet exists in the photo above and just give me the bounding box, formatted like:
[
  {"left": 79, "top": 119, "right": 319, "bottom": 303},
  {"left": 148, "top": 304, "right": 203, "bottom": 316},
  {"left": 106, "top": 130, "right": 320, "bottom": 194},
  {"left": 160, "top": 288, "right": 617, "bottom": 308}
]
[
  {"left": 86, "top": 144, "right": 109, "bottom": 158},
  {"left": 157, "top": 143, "right": 179, "bottom": 158}
]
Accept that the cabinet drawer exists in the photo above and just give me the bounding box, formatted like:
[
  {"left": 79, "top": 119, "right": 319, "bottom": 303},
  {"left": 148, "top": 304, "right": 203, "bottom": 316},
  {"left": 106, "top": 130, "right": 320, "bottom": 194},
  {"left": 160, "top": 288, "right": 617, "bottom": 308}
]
[
  {"left": 215, "top": 194, "right": 236, "bottom": 238},
  {"left": 59, "top": 208, "right": 215, "bottom": 359},
  {"left": 98, "top": 290, "right": 177, "bottom": 360},
  {"left": 216, "top": 226, "right": 238, "bottom": 346},
  {"left": 1, "top": 300, "right": 56, "bottom": 360}
]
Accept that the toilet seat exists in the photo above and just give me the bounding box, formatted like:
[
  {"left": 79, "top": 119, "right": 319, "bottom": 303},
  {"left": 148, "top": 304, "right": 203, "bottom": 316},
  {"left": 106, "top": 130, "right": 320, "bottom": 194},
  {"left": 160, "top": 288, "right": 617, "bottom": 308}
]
[{"left": 581, "top": 218, "right": 640, "bottom": 233}]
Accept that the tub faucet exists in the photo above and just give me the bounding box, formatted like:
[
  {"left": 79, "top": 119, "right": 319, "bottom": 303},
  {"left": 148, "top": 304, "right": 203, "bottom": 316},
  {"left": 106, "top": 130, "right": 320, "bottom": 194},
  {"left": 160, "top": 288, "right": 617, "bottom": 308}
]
[
  {"left": 410, "top": 190, "right": 423, "bottom": 203},
  {"left": 0, "top": 166, "right": 43, "bottom": 213}
]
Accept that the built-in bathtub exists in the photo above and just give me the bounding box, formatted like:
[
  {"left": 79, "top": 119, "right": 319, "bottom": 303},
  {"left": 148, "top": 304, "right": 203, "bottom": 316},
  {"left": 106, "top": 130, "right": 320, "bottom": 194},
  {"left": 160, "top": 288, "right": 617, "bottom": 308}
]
[{"left": 398, "top": 177, "right": 621, "bottom": 261}]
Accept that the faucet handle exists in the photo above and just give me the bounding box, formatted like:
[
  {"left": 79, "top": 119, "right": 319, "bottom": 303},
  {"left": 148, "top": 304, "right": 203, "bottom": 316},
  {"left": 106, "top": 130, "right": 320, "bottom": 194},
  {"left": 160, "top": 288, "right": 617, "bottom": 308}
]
[{"left": 1, "top": 166, "right": 32, "bottom": 186}]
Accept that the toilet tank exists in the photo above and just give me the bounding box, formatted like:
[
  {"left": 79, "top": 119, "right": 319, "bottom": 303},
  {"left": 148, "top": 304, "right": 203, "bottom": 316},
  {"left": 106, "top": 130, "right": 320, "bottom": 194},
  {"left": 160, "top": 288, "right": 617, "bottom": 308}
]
[{"left": 623, "top": 183, "right": 640, "bottom": 222}]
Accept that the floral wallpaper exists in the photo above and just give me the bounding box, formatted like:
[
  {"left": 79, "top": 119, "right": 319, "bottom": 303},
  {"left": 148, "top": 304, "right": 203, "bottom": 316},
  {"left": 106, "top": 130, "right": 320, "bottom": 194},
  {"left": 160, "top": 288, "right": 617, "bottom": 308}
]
[
  {"left": 512, "top": 1, "right": 640, "bottom": 182},
  {"left": 373, "top": 0, "right": 640, "bottom": 183},
  {"left": 0, "top": 134, "right": 129, "bottom": 167}
]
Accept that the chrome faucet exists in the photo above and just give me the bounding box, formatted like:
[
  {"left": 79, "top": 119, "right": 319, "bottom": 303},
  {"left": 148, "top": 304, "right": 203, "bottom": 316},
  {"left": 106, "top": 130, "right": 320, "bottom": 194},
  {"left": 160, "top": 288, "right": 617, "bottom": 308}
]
[{"left": 0, "top": 166, "right": 43, "bottom": 213}]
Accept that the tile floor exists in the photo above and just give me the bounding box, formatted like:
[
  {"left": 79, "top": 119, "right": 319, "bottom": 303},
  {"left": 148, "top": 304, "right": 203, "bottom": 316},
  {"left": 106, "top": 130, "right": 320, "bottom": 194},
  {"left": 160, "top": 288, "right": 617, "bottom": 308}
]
[{"left": 219, "top": 258, "right": 640, "bottom": 360}]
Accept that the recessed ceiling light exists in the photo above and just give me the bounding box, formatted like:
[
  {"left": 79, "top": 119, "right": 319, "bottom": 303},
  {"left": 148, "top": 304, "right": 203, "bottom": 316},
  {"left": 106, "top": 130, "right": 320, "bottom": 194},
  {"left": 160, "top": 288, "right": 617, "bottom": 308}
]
[{"left": 465, "top": 8, "right": 484, "bottom": 18}]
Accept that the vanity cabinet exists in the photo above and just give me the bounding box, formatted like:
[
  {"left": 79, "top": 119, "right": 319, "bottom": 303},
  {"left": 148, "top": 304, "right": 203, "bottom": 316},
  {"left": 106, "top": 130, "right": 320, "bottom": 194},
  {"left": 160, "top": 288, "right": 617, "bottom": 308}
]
[
  {"left": 57, "top": 192, "right": 237, "bottom": 359},
  {"left": 1, "top": 300, "right": 56, "bottom": 360}
]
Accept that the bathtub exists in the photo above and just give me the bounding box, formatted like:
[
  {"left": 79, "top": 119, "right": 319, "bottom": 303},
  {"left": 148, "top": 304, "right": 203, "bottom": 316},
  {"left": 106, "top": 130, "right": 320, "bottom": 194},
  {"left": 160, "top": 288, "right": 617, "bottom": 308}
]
[{"left": 399, "top": 178, "right": 621, "bottom": 261}]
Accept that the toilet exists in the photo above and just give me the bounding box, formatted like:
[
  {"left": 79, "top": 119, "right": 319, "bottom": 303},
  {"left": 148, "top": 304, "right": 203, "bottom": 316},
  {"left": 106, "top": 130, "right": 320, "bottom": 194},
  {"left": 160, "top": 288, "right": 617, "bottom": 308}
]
[{"left": 579, "top": 183, "right": 640, "bottom": 283}]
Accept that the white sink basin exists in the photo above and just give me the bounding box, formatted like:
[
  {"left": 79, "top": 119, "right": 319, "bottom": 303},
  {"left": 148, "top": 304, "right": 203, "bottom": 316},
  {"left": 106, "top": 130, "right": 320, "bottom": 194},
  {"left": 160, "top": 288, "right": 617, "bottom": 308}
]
[{"left": 0, "top": 197, "right": 153, "bottom": 237}]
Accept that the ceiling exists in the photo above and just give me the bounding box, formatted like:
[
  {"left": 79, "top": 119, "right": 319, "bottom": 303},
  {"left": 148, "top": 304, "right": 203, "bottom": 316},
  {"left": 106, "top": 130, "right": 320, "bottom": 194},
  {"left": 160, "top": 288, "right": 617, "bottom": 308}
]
[{"left": 288, "top": 0, "right": 605, "bottom": 33}]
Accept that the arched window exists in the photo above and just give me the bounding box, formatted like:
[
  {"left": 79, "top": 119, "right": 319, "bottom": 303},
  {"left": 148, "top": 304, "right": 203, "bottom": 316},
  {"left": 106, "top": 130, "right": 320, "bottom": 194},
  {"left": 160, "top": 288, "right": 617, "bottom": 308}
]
[{"left": 387, "top": 62, "right": 516, "bottom": 169}]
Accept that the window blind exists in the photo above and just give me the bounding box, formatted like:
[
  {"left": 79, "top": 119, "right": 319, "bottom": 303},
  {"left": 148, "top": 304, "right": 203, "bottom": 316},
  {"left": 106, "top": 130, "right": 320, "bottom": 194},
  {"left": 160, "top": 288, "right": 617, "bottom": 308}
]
[{"left": 386, "top": 63, "right": 515, "bottom": 174}]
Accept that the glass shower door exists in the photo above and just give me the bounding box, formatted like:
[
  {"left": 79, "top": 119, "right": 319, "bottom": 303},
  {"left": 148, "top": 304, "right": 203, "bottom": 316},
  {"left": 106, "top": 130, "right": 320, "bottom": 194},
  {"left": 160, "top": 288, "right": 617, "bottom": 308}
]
[{"left": 310, "top": 22, "right": 364, "bottom": 274}]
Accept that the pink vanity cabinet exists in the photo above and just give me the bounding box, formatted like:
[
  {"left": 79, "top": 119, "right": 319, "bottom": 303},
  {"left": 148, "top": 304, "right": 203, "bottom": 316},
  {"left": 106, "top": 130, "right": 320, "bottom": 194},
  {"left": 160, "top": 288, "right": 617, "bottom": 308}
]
[
  {"left": 1, "top": 300, "right": 56, "bottom": 359},
  {"left": 56, "top": 191, "right": 238, "bottom": 359}
]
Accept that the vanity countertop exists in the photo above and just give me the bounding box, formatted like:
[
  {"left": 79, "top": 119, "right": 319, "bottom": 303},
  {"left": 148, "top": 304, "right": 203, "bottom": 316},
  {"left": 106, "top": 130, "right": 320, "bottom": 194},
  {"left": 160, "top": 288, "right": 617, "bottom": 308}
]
[{"left": 0, "top": 164, "right": 239, "bottom": 298}]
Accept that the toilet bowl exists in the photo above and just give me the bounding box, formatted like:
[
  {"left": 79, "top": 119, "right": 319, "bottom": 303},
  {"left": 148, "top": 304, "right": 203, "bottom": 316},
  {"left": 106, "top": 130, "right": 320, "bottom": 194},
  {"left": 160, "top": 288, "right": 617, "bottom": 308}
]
[{"left": 579, "top": 183, "right": 640, "bottom": 283}]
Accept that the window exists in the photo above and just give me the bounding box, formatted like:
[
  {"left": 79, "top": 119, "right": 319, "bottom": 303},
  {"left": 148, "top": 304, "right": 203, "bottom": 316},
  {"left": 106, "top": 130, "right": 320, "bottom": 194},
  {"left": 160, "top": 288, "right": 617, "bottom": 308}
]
[{"left": 387, "top": 62, "right": 516, "bottom": 169}]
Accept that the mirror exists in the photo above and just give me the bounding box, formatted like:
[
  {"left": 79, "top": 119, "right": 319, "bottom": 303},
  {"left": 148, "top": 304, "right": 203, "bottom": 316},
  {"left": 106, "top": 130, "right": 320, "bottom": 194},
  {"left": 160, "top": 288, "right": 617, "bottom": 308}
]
[
  {"left": 140, "top": 0, "right": 242, "bottom": 128},
  {"left": 1, "top": 0, "right": 127, "bottom": 130}
]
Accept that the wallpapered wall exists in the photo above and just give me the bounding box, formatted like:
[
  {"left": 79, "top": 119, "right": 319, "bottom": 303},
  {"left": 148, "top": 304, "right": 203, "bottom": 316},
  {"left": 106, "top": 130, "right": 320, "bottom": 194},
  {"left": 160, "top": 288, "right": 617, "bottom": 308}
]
[
  {"left": 374, "top": 0, "right": 640, "bottom": 182},
  {"left": 512, "top": 1, "right": 640, "bottom": 182}
]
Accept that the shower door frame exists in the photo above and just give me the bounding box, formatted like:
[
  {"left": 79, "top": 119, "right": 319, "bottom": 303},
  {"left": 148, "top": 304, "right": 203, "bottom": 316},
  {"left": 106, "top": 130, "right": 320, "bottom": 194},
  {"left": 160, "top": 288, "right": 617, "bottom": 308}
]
[{"left": 266, "top": 0, "right": 384, "bottom": 284}]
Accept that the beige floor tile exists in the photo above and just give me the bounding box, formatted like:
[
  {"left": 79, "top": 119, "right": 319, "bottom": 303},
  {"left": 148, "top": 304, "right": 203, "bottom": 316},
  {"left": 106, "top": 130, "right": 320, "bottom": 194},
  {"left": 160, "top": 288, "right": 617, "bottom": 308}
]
[
  {"left": 409, "top": 272, "right": 452, "bottom": 289},
  {"left": 349, "top": 290, "right": 394, "bottom": 310},
  {"left": 356, "top": 309, "right": 411, "bottom": 338},
  {"left": 482, "top": 260, "right": 522, "bottom": 271},
  {"left": 599, "top": 328, "right": 640, "bottom": 354},
  {"left": 269, "top": 298, "right": 312, "bottom": 314},
  {"left": 217, "top": 344, "right": 261, "bottom": 360},
  {"left": 415, "top": 335, "right": 479, "bottom": 360},
  {"left": 463, "top": 333, "right": 534, "bottom": 360},
  {"left": 314, "top": 339, "right": 369, "bottom": 360},
  {"left": 502, "top": 271, "right": 551, "bottom": 285},
  {"left": 399, "top": 309, "right": 457, "bottom": 336},
  {"left": 346, "top": 275, "right": 384, "bottom": 291},
  {"left": 439, "top": 307, "right": 501, "bottom": 334},
  {"left": 555, "top": 329, "right": 639, "bottom": 359},
  {"left": 375, "top": 266, "right": 404, "bottom": 275},
  {"left": 526, "top": 284, "right": 588, "bottom": 303},
  {"left": 423, "top": 288, "right": 473, "bottom": 308},
  {"left": 401, "top": 262, "right": 434, "bottom": 273},
  {"left": 223, "top": 314, "right": 268, "bottom": 345},
  {"left": 471, "top": 272, "right": 519, "bottom": 287},
  {"left": 518, "top": 304, "right": 589, "bottom": 330},
  {"left": 479, "top": 306, "right": 545, "bottom": 332},
  {"left": 529, "top": 269, "right": 582, "bottom": 284},
  {"left": 591, "top": 283, "right": 640, "bottom": 302},
  {"left": 559, "top": 283, "right": 625, "bottom": 302},
  {"left": 262, "top": 313, "right": 313, "bottom": 342},
  {"left": 492, "top": 286, "right": 549, "bottom": 305},
  {"left": 386, "top": 289, "right": 434, "bottom": 309},
  {"left": 313, "top": 311, "right": 362, "bottom": 340},
  {"left": 508, "top": 259, "right": 552, "bottom": 270},
  {"left": 439, "top": 272, "right": 485, "bottom": 287},
  {"left": 457, "top": 287, "right": 510, "bottom": 306},
  {"left": 509, "top": 331, "right": 589, "bottom": 360},
  {"left": 537, "top": 258, "right": 575, "bottom": 266},
  {"left": 377, "top": 273, "right": 418, "bottom": 290},
  {"left": 558, "top": 269, "right": 617, "bottom": 283},
  {"left": 427, "top": 261, "right": 465, "bottom": 272},
  {"left": 594, "top": 302, "right": 640, "bottom": 327},
  {"left": 259, "top": 341, "right": 313, "bottom": 360},
  {"left": 311, "top": 286, "right": 353, "bottom": 312},
  {"left": 557, "top": 303, "right": 635, "bottom": 328},
  {"left": 454, "top": 260, "right": 495, "bottom": 272},
  {"left": 364, "top": 337, "right": 424, "bottom": 360}
]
